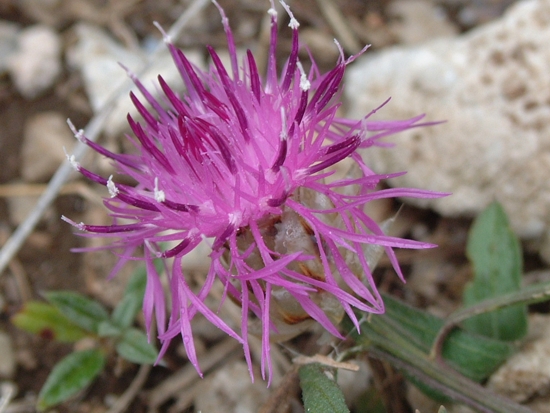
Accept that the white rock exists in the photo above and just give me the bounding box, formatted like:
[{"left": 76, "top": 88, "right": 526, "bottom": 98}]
[
  {"left": 7, "top": 25, "right": 61, "bottom": 98},
  {"left": 21, "top": 112, "right": 75, "bottom": 182},
  {"left": 6, "top": 192, "right": 40, "bottom": 226},
  {"left": 345, "top": 0, "right": 550, "bottom": 248},
  {"left": 194, "top": 361, "right": 270, "bottom": 413},
  {"left": 67, "top": 23, "right": 203, "bottom": 137},
  {"left": 67, "top": 24, "right": 143, "bottom": 113},
  {"left": 488, "top": 314, "right": 550, "bottom": 402}
]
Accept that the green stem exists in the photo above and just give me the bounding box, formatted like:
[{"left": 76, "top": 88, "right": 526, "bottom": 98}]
[
  {"left": 354, "top": 314, "right": 534, "bottom": 413},
  {"left": 430, "top": 281, "right": 550, "bottom": 361}
]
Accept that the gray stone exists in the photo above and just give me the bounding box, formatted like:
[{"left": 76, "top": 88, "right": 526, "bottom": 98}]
[
  {"left": 7, "top": 25, "right": 61, "bottom": 98},
  {"left": 195, "top": 361, "right": 270, "bottom": 413},
  {"left": 488, "top": 314, "right": 550, "bottom": 402},
  {"left": 67, "top": 23, "right": 203, "bottom": 137},
  {"left": 21, "top": 112, "right": 75, "bottom": 182}
]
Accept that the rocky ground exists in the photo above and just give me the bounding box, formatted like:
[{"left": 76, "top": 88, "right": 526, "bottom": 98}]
[{"left": 0, "top": 1, "right": 544, "bottom": 412}]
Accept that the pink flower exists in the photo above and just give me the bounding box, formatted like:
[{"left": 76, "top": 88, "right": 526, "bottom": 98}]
[{"left": 64, "top": 1, "right": 443, "bottom": 382}]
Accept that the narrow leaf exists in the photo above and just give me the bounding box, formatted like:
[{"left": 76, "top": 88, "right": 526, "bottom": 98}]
[
  {"left": 37, "top": 349, "right": 105, "bottom": 411},
  {"left": 45, "top": 292, "right": 110, "bottom": 334},
  {"left": 115, "top": 328, "right": 157, "bottom": 364},
  {"left": 12, "top": 301, "right": 87, "bottom": 342},
  {"left": 299, "top": 363, "right": 350, "bottom": 413},
  {"left": 464, "top": 202, "right": 527, "bottom": 341},
  {"left": 111, "top": 294, "right": 141, "bottom": 330},
  {"left": 97, "top": 320, "right": 122, "bottom": 338},
  {"left": 382, "top": 294, "right": 515, "bottom": 382}
]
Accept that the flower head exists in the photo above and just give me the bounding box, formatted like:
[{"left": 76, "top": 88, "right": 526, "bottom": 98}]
[{"left": 64, "top": 1, "right": 442, "bottom": 382}]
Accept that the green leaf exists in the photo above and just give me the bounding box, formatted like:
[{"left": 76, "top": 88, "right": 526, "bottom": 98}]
[
  {"left": 382, "top": 294, "right": 515, "bottom": 382},
  {"left": 12, "top": 301, "right": 88, "bottom": 343},
  {"left": 111, "top": 294, "right": 141, "bottom": 330},
  {"left": 115, "top": 328, "right": 157, "bottom": 364},
  {"left": 97, "top": 320, "right": 122, "bottom": 338},
  {"left": 45, "top": 292, "right": 110, "bottom": 334},
  {"left": 37, "top": 349, "right": 105, "bottom": 411},
  {"left": 111, "top": 259, "right": 162, "bottom": 329},
  {"left": 299, "top": 363, "right": 350, "bottom": 413},
  {"left": 464, "top": 202, "right": 528, "bottom": 341}
]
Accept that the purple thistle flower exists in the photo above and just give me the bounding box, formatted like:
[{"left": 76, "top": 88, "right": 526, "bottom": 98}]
[{"left": 64, "top": 1, "right": 443, "bottom": 382}]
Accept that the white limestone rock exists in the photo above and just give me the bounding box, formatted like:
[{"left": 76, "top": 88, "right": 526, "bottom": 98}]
[
  {"left": 194, "top": 361, "right": 270, "bottom": 413},
  {"left": 7, "top": 25, "right": 61, "bottom": 98},
  {"left": 488, "top": 314, "right": 550, "bottom": 403},
  {"left": 67, "top": 23, "right": 203, "bottom": 137},
  {"left": 345, "top": 0, "right": 550, "bottom": 250}
]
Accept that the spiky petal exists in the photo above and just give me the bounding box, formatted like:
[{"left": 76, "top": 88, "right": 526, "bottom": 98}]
[{"left": 64, "top": 1, "right": 444, "bottom": 383}]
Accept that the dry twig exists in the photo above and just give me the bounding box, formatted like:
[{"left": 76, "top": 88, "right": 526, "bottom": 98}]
[
  {"left": 258, "top": 366, "right": 300, "bottom": 413},
  {"left": 315, "top": 0, "right": 362, "bottom": 53},
  {"left": 147, "top": 338, "right": 241, "bottom": 411},
  {"left": 106, "top": 364, "right": 151, "bottom": 413}
]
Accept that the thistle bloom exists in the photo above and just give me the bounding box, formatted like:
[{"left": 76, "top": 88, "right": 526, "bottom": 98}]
[{"left": 64, "top": 1, "right": 442, "bottom": 382}]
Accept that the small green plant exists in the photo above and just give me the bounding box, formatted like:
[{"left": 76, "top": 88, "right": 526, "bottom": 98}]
[
  {"left": 12, "top": 263, "right": 159, "bottom": 411},
  {"left": 299, "top": 363, "right": 350, "bottom": 413},
  {"left": 463, "top": 201, "right": 528, "bottom": 340}
]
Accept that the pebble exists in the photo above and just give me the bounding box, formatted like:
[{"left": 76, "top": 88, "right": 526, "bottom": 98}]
[
  {"left": 7, "top": 25, "right": 61, "bottom": 98},
  {"left": 21, "top": 112, "right": 75, "bottom": 183},
  {"left": 6, "top": 192, "right": 40, "bottom": 227},
  {"left": 67, "top": 23, "right": 143, "bottom": 113},
  {"left": 67, "top": 23, "right": 203, "bottom": 137},
  {"left": 488, "top": 314, "right": 550, "bottom": 403},
  {"left": 194, "top": 361, "right": 270, "bottom": 413}
]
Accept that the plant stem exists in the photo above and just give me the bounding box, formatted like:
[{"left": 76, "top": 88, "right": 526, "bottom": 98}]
[
  {"left": 430, "top": 281, "right": 550, "bottom": 361},
  {"left": 353, "top": 314, "right": 534, "bottom": 413}
]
